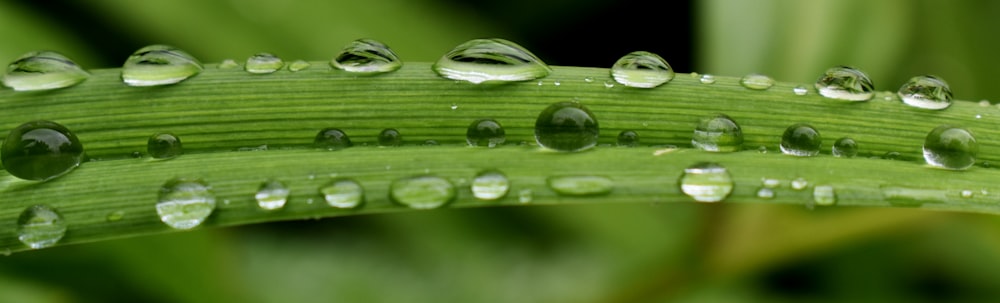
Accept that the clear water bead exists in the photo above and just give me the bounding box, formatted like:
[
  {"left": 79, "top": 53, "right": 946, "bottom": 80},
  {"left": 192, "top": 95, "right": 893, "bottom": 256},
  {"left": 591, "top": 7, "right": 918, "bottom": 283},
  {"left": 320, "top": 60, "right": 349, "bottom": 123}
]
[
  {"left": 390, "top": 175, "right": 456, "bottom": 209},
  {"left": 923, "top": 125, "right": 977, "bottom": 170},
  {"left": 471, "top": 170, "right": 510, "bottom": 200},
  {"left": 813, "top": 185, "right": 836, "bottom": 206},
  {"left": 534, "top": 101, "right": 599, "bottom": 152},
  {"left": 1, "top": 120, "right": 84, "bottom": 181},
  {"left": 609, "top": 51, "right": 674, "bottom": 88},
  {"left": 466, "top": 119, "right": 506, "bottom": 147},
  {"left": 617, "top": 130, "right": 639, "bottom": 147},
  {"left": 156, "top": 178, "right": 216, "bottom": 230},
  {"left": 330, "top": 39, "right": 402, "bottom": 74},
  {"left": 147, "top": 132, "right": 183, "bottom": 159},
  {"left": 757, "top": 188, "right": 775, "bottom": 199},
  {"left": 814, "top": 66, "right": 875, "bottom": 101},
  {"left": 255, "top": 179, "right": 290, "bottom": 210},
  {"left": 245, "top": 52, "right": 284, "bottom": 74},
  {"left": 287, "top": 60, "right": 311, "bottom": 72},
  {"left": 832, "top": 137, "right": 858, "bottom": 158},
  {"left": 780, "top": 123, "right": 821, "bottom": 156},
  {"left": 679, "top": 162, "right": 734, "bottom": 203},
  {"left": 432, "top": 38, "right": 551, "bottom": 84},
  {"left": 121, "top": 45, "right": 203, "bottom": 86},
  {"left": 692, "top": 114, "right": 743, "bottom": 152},
  {"left": 321, "top": 178, "right": 364, "bottom": 209},
  {"left": 740, "top": 73, "right": 774, "bottom": 90},
  {"left": 314, "top": 128, "right": 353, "bottom": 150},
  {"left": 699, "top": 74, "right": 716, "bottom": 84},
  {"left": 793, "top": 86, "right": 808, "bottom": 95},
  {"left": 3, "top": 51, "right": 89, "bottom": 91},
  {"left": 791, "top": 178, "right": 809, "bottom": 190},
  {"left": 898, "top": 75, "right": 953, "bottom": 110},
  {"left": 218, "top": 59, "right": 239, "bottom": 69},
  {"left": 547, "top": 175, "right": 614, "bottom": 196},
  {"left": 378, "top": 128, "right": 402, "bottom": 146},
  {"left": 16, "top": 205, "right": 67, "bottom": 249}
]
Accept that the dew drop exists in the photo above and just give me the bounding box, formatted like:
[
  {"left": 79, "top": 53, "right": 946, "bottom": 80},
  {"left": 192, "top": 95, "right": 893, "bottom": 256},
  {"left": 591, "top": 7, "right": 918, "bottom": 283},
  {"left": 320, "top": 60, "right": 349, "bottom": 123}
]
[
  {"left": 603, "top": 81, "right": 615, "bottom": 88},
  {"left": 791, "top": 178, "right": 809, "bottom": 190},
  {"left": 156, "top": 178, "right": 216, "bottom": 230},
  {"left": 762, "top": 178, "right": 781, "bottom": 188},
  {"left": 692, "top": 114, "right": 743, "bottom": 152},
  {"left": 923, "top": 125, "right": 977, "bottom": 170},
  {"left": 609, "top": 51, "right": 674, "bottom": 88},
  {"left": 218, "top": 59, "right": 239, "bottom": 69},
  {"left": 321, "top": 178, "right": 364, "bottom": 209},
  {"left": 422, "top": 139, "right": 439, "bottom": 146},
  {"left": 553, "top": 81, "right": 561, "bottom": 86},
  {"left": 450, "top": 103, "right": 458, "bottom": 110},
  {"left": 471, "top": 170, "right": 510, "bottom": 200},
  {"left": 584, "top": 77, "right": 594, "bottom": 83},
  {"left": 147, "top": 132, "right": 183, "bottom": 159},
  {"left": 106, "top": 210, "right": 126, "bottom": 222},
  {"left": 314, "top": 128, "right": 353, "bottom": 150},
  {"left": 832, "top": 137, "right": 858, "bottom": 158},
  {"left": 739, "top": 73, "right": 774, "bottom": 90},
  {"left": 616, "top": 130, "right": 639, "bottom": 147},
  {"left": 519, "top": 188, "right": 534, "bottom": 204},
  {"left": 389, "top": 175, "right": 455, "bottom": 209},
  {"left": 961, "top": 190, "right": 974, "bottom": 198},
  {"left": 432, "top": 38, "right": 551, "bottom": 84},
  {"left": 679, "top": 162, "right": 733, "bottom": 203},
  {"left": 813, "top": 185, "right": 836, "bottom": 206},
  {"left": 814, "top": 66, "right": 874, "bottom": 101},
  {"left": 1, "top": 120, "right": 84, "bottom": 181},
  {"left": 16, "top": 205, "right": 67, "bottom": 249},
  {"left": 2, "top": 51, "right": 90, "bottom": 91},
  {"left": 534, "top": 101, "right": 599, "bottom": 152},
  {"left": 756, "top": 188, "right": 775, "bottom": 199},
  {"left": 245, "top": 52, "right": 284, "bottom": 74},
  {"left": 547, "top": 175, "right": 613, "bottom": 196},
  {"left": 255, "top": 179, "right": 290, "bottom": 210},
  {"left": 121, "top": 45, "right": 203, "bottom": 86},
  {"left": 699, "top": 74, "right": 716, "bottom": 84},
  {"left": 792, "top": 86, "right": 808, "bottom": 96},
  {"left": 466, "top": 119, "right": 506, "bottom": 148},
  {"left": 979, "top": 100, "right": 991, "bottom": 107},
  {"left": 378, "top": 128, "right": 402, "bottom": 146},
  {"left": 898, "top": 75, "right": 953, "bottom": 110},
  {"left": 287, "top": 60, "right": 311, "bottom": 72},
  {"left": 330, "top": 39, "right": 402, "bottom": 74},
  {"left": 780, "top": 123, "right": 821, "bottom": 156}
]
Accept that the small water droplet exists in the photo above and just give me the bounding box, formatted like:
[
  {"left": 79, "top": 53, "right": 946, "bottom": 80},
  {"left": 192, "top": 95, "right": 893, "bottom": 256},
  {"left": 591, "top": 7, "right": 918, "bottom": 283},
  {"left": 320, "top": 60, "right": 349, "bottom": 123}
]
[
  {"left": 121, "top": 45, "right": 203, "bottom": 86},
  {"left": 218, "top": 59, "right": 239, "bottom": 69},
  {"left": 432, "top": 38, "right": 551, "bottom": 84},
  {"left": 832, "top": 137, "right": 858, "bottom": 158},
  {"left": 780, "top": 123, "right": 821, "bottom": 156},
  {"left": 976, "top": 114, "right": 983, "bottom": 119},
  {"left": 466, "top": 119, "right": 506, "bottom": 148},
  {"left": 814, "top": 66, "right": 874, "bottom": 101},
  {"left": 156, "top": 178, "right": 216, "bottom": 230},
  {"left": 898, "top": 75, "right": 953, "bottom": 110},
  {"left": 791, "top": 178, "right": 808, "bottom": 190},
  {"left": 471, "top": 170, "right": 510, "bottom": 200},
  {"left": 923, "top": 125, "right": 977, "bottom": 170},
  {"left": 603, "top": 81, "right": 615, "bottom": 88},
  {"left": 314, "top": 128, "right": 353, "bottom": 150},
  {"left": 679, "top": 162, "right": 733, "bottom": 203},
  {"left": 378, "top": 128, "right": 402, "bottom": 146},
  {"left": 537, "top": 80, "right": 544, "bottom": 86},
  {"left": 584, "top": 77, "right": 594, "bottom": 83},
  {"left": 692, "top": 114, "right": 743, "bottom": 152},
  {"left": 758, "top": 146, "right": 768, "bottom": 153},
  {"left": 547, "top": 175, "right": 613, "bottom": 196},
  {"left": 961, "top": 190, "right": 974, "bottom": 198},
  {"left": 16, "top": 205, "right": 67, "bottom": 249},
  {"left": 330, "top": 39, "right": 402, "bottom": 74},
  {"left": 553, "top": 81, "right": 561, "bottom": 86},
  {"left": 106, "top": 210, "right": 126, "bottom": 222},
  {"left": 792, "top": 86, "right": 808, "bottom": 96},
  {"left": 287, "top": 60, "right": 311, "bottom": 72},
  {"left": 245, "top": 52, "right": 284, "bottom": 74},
  {"left": 389, "top": 175, "right": 455, "bottom": 209},
  {"left": 255, "top": 179, "right": 290, "bottom": 210},
  {"left": 739, "top": 73, "right": 774, "bottom": 90},
  {"left": 534, "top": 101, "right": 599, "bottom": 152},
  {"left": 450, "top": 103, "right": 458, "bottom": 110},
  {"left": 519, "top": 188, "right": 534, "bottom": 204},
  {"left": 616, "top": 130, "right": 639, "bottom": 147},
  {"left": 422, "top": 139, "right": 439, "bottom": 146},
  {"left": 979, "top": 100, "right": 991, "bottom": 107},
  {"left": 762, "top": 178, "right": 781, "bottom": 188},
  {"left": 3, "top": 51, "right": 90, "bottom": 91},
  {"left": 609, "top": 51, "right": 675, "bottom": 88},
  {"left": 813, "top": 185, "right": 836, "bottom": 206},
  {"left": 147, "top": 132, "right": 182, "bottom": 159},
  {"left": 882, "top": 151, "right": 901, "bottom": 160},
  {"left": 756, "top": 188, "right": 775, "bottom": 199},
  {"left": 321, "top": 178, "right": 364, "bottom": 209},
  {"left": 699, "top": 74, "right": 716, "bottom": 84},
  {"left": 1, "top": 120, "right": 84, "bottom": 181}
]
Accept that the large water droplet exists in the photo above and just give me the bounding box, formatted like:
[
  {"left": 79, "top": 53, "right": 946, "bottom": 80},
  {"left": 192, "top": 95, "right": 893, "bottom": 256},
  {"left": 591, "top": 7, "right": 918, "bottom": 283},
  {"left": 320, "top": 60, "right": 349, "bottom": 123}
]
[
  {"left": 609, "top": 51, "right": 674, "bottom": 88},
  {"left": 780, "top": 123, "right": 821, "bottom": 156},
  {"left": 466, "top": 119, "right": 506, "bottom": 147},
  {"left": 1, "top": 120, "right": 84, "bottom": 181},
  {"left": 147, "top": 132, "right": 182, "bottom": 159},
  {"left": 330, "top": 39, "right": 402, "bottom": 74},
  {"left": 813, "top": 185, "right": 836, "bottom": 206},
  {"left": 314, "top": 128, "right": 353, "bottom": 150},
  {"left": 245, "top": 53, "right": 284, "bottom": 74},
  {"left": 679, "top": 162, "right": 734, "bottom": 203},
  {"left": 740, "top": 73, "right": 774, "bottom": 90},
  {"left": 814, "top": 66, "right": 875, "bottom": 101},
  {"left": 471, "top": 170, "right": 510, "bottom": 200},
  {"left": 321, "top": 178, "right": 364, "bottom": 209},
  {"left": 617, "top": 130, "right": 639, "bottom": 147},
  {"left": 256, "top": 179, "right": 290, "bottom": 210},
  {"left": 923, "top": 125, "right": 977, "bottom": 170},
  {"left": 832, "top": 137, "right": 858, "bottom": 158},
  {"left": 547, "top": 175, "right": 613, "bottom": 196},
  {"left": 3, "top": 51, "right": 90, "bottom": 91},
  {"left": 121, "top": 45, "right": 203, "bottom": 86},
  {"left": 16, "top": 205, "right": 67, "bottom": 249},
  {"left": 432, "top": 38, "right": 551, "bottom": 84},
  {"left": 378, "top": 128, "right": 402, "bottom": 146},
  {"left": 692, "top": 114, "right": 743, "bottom": 152},
  {"left": 389, "top": 175, "right": 456, "bottom": 209},
  {"left": 898, "top": 75, "right": 953, "bottom": 110},
  {"left": 156, "top": 178, "right": 216, "bottom": 230},
  {"left": 534, "top": 101, "right": 599, "bottom": 152}
]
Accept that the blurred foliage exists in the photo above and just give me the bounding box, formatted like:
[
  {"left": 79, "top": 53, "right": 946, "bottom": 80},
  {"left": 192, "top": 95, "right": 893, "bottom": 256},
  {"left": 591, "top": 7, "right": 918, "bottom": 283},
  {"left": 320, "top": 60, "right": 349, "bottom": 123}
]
[{"left": 3, "top": 0, "right": 1000, "bottom": 302}]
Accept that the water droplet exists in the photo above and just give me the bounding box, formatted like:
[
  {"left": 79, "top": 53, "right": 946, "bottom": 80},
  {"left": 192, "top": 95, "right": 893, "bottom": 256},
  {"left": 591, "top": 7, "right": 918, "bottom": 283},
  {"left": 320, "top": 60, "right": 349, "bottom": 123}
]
[
  {"left": 898, "top": 75, "right": 953, "bottom": 110},
  {"left": 450, "top": 103, "right": 459, "bottom": 110},
  {"left": 791, "top": 178, "right": 808, "bottom": 190},
  {"left": 692, "top": 114, "right": 743, "bottom": 152},
  {"left": 961, "top": 190, "right": 974, "bottom": 198},
  {"left": 422, "top": 139, "right": 439, "bottom": 146},
  {"left": 147, "top": 132, "right": 182, "bottom": 159},
  {"left": 471, "top": 170, "right": 510, "bottom": 200},
  {"left": 923, "top": 125, "right": 977, "bottom": 170},
  {"left": 2, "top": 51, "right": 89, "bottom": 91},
  {"left": 792, "top": 86, "right": 808, "bottom": 96},
  {"left": 1, "top": 120, "right": 84, "bottom": 181},
  {"left": 679, "top": 162, "right": 733, "bottom": 203},
  {"left": 584, "top": 77, "right": 594, "bottom": 83},
  {"left": 218, "top": 59, "right": 239, "bottom": 69},
  {"left": 832, "top": 137, "right": 858, "bottom": 158},
  {"left": 547, "top": 175, "right": 613, "bottom": 196},
  {"left": 466, "top": 119, "right": 506, "bottom": 148},
  {"left": 739, "top": 73, "right": 774, "bottom": 90},
  {"left": 519, "top": 188, "right": 534, "bottom": 204},
  {"left": 603, "top": 81, "right": 615, "bottom": 88},
  {"left": 762, "top": 178, "right": 781, "bottom": 188},
  {"left": 321, "top": 178, "right": 364, "bottom": 209},
  {"left": 16, "top": 205, "right": 67, "bottom": 249},
  {"left": 378, "top": 128, "right": 402, "bottom": 146},
  {"left": 537, "top": 80, "right": 544, "bottom": 86},
  {"left": 756, "top": 188, "right": 775, "bottom": 199},
  {"left": 882, "top": 151, "right": 902, "bottom": 160},
  {"left": 255, "top": 179, "right": 290, "bottom": 210},
  {"left": 121, "top": 45, "right": 203, "bottom": 86},
  {"left": 329, "top": 39, "right": 402, "bottom": 74},
  {"left": 314, "top": 128, "right": 353, "bottom": 150},
  {"left": 780, "top": 123, "right": 821, "bottom": 156},
  {"left": 609, "top": 51, "right": 674, "bottom": 88},
  {"left": 616, "top": 130, "right": 639, "bottom": 147},
  {"left": 245, "top": 52, "right": 284, "bottom": 74},
  {"left": 534, "top": 101, "right": 599, "bottom": 152},
  {"left": 699, "top": 74, "right": 716, "bottom": 84},
  {"left": 976, "top": 114, "right": 982, "bottom": 119},
  {"left": 432, "top": 38, "right": 551, "bottom": 84},
  {"left": 287, "top": 60, "right": 311, "bottom": 72},
  {"left": 813, "top": 185, "right": 836, "bottom": 206},
  {"left": 758, "top": 146, "right": 768, "bottom": 153},
  {"left": 814, "top": 66, "right": 875, "bottom": 101},
  {"left": 389, "top": 175, "right": 455, "bottom": 209},
  {"left": 553, "top": 81, "right": 561, "bottom": 86},
  {"left": 156, "top": 178, "right": 216, "bottom": 230},
  {"left": 106, "top": 210, "right": 126, "bottom": 222},
  {"left": 979, "top": 100, "right": 991, "bottom": 107}
]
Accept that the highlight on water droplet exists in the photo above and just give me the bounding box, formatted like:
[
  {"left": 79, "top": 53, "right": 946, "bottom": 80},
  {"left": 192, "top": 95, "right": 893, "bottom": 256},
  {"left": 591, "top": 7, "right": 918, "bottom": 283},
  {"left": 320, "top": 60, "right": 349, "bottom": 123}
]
[
  {"left": 466, "top": 119, "right": 506, "bottom": 148},
  {"left": 121, "top": 45, "right": 203, "bottom": 86},
  {"left": 287, "top": 60, "right": 311, "bottom": 72},
  {"left": 609, "top": 51, "right": 674, "bottom": 88},
  {"left": 692, "top": 114, "right": 743, "bottom": 152},
  {"left": 245, "top": 52, "right": 284, "bottom": 74},
  {"left": 389, "top": 175, "right": 456, "bottom": 209},
  {"left": 471, "top": 170, "right": 510, "bottom": 200},
  {"left": 156, "top": 178, "right": 216, "bottom": 230},
  {"left": 813, "top": 185, "right": 836, "bottom": 206},
  {"left": 617, "top": 130, "right": 639, "bottom": 147},
  {"left": 218, "top": 59, "right": 239, "bottom": 69},
  {"left": 432, "top": 38, "right": 551, "bottom": 84},
  {"left": 16, "top": 204, "right": 67, "bottom": 249},
  {"left": 321, "top": 178, "right": 364, "bottom": 209},
  {"left": 534, "top": 101, "right": 599, "bottom": 152},
  {"left": 547, "top": 175, "right": 613, "bottom": 196},
  {"left": 256, "top": 179, "right": 290, "bottom": 210},
  {"left": 898, "top": 75, "right": 953, "bottom": 110},
  {"left": 314, "top": 128, "right": 353, "bottom": 150},
  {"left": 3, "top": 51, "right": 90, "bottom": 91},
  {"left": 378, "top": 128, "right": 402, "bottom": 146},
  {"left": 780, "top": 123, "right": 821, "bottom": 156},
  {"left": 923, "top": 125, "right": 977, "bottom": 170},
  {"left": 1, "top": 120, "right": 84, "bottom": 181},
  {"left": 699, "top": 74, "right": 716, "bottom": 84},
  {"left": 147, "top": 132, "right": 183, "bottom": 159},
  {"left": 679, "top": 162, "right": 734, "bottom": 203},
  {"left": 739, "top": 73, "right": 774, "bottom": 90},
  {"left": 814, "top": 66, "right": 874, "bottom": 101},
  {"left": 330, "top": 39, "right": 402, "bottom": 74},
  {"left": 832, "top": 137, "right": 858, "bottom": 158}
]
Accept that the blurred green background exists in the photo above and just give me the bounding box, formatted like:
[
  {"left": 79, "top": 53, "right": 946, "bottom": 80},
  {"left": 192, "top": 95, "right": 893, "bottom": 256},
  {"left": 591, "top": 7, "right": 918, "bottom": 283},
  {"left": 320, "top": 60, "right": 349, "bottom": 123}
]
[{"left": 4, "top": 0, "right": 1000, "bottom": 302}]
